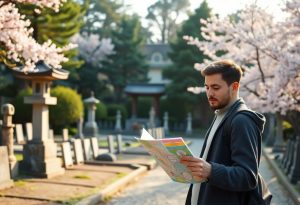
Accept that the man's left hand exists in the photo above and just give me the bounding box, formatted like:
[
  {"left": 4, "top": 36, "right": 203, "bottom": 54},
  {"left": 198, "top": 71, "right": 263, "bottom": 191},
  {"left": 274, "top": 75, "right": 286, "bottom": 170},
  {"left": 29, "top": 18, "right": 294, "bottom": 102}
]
[{"left": 180, "top": 156, "right": 212, "bottom": 180}]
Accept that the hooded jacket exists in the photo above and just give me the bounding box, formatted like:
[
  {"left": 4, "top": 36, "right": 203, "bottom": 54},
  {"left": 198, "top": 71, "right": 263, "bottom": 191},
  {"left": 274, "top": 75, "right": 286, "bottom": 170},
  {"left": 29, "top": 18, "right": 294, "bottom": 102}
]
[{"left": 186, "top": 99, "right": 272, "bottom": 205}]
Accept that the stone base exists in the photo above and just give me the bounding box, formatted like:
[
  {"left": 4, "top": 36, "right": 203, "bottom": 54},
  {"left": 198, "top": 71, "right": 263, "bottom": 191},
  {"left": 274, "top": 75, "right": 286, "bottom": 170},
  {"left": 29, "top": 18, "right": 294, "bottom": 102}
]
[
  {"left": 0, "top": 179, "right": 14, "bottom": 190},
  {"left": 19, "top": 140, "right": 65, "bottom": 178},
  {"left": 10, "top": 160, "right": 19, "bottom": 179},
  {"left": 83, "top": 126, "right": 98, "bottom": 137}
]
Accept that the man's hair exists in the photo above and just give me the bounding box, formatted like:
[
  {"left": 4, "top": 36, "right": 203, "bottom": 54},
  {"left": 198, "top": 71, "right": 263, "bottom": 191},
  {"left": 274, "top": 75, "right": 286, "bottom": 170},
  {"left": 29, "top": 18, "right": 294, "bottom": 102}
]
[{"left": 201, "top": 60, "right": 243, "bottom": 85}]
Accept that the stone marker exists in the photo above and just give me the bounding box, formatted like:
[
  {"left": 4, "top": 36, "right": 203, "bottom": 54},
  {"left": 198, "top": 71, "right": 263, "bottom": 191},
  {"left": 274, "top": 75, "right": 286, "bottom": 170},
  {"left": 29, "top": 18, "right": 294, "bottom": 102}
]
[
  {"left": 148, "top": 107, "right": 156, "bottom": 129},
  {"left": 0, "top": 146, "right": 14, "bottom": 189},
  {"left": 281, "top": 139, "right": 292, "bottom": 169},
  {"left": 107, "top": 135, "right": 115, "bottom": 154},
  {"left": 116, "top": 134, "right": 123, "bottom": 154},
  {"left": 186, "top": 112, "right": 192, "bottom": 135},
  {"left": 115, "top": 110, "right": 122, "bottom": 132},
  {"left": 1, "top": 104, "right": 18, "bottom": 178},
  {"left": 62, "top": 128, "right": 69, "bottom": 142},
  {"left": 163, "top": 112, "right": 169, "bottom": 135},
  {"left": 73, "top": 139, "right": 84, "bottom": 164},
  {"left": 285, "top": 139, "right": 295, "bottom": 175},
  {"left": 48, "top": 129, "right": 54, "bottom": 141},
  {"left": 25, "top": 122, "right": 33, "bottom": 141},
  {"left": 76, "top": 117, "right": 84, "bottom": 139},
  {"left": 15, "top": 124, "right": 25, "bottom": 144},
  {"left": 83, "top": 92, "right": 99, "bottom": 137},
  {"left": 82, "top": 138, "right": 93, "bottom": 161},
  {"left": 288, "top": 136, "right": 300, "bottom": 184},
  {"left": 90, "top": 137, "right": 99, "bottom": 158},
  {"left": 61, "top": 142, "right": 73, "bottom": 168}
]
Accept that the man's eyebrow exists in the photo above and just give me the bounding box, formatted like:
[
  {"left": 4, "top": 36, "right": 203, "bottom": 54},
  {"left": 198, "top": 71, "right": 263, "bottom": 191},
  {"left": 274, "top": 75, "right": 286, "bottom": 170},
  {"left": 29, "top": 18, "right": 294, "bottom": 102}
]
[{"left": 204, "top": 83, "right": 221, "bottom": 87}]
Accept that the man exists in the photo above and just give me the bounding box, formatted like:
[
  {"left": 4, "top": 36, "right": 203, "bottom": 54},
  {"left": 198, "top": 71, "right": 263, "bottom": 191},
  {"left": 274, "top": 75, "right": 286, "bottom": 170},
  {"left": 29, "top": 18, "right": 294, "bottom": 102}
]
[{"left": 181, "top": 60, "right": 272, "bottom": 205}]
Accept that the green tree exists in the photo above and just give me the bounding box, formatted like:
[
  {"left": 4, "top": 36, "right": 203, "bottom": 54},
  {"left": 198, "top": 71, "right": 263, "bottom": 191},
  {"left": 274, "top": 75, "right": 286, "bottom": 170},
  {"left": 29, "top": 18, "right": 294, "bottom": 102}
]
[
  {"left": 82, "top": 0, "right": 122, "bottom": 36},
  {"left": 163, "top": 1, "right": 213, "bottom": 126},
  {"left": 101, "top": 15, "right": 149, "bottom": 102},
  {"left": 146, "top": 0, "right": 190, "bottom": 43},
  {"left": 17, "top": 0, "right": 85, "bottom": 69}
]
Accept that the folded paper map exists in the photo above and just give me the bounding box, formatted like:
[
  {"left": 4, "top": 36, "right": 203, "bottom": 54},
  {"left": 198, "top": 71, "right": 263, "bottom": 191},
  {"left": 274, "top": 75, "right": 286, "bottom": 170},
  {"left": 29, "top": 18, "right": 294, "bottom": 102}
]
[{"left": 136, "top": 128, "right": 204, "bottom": 183}]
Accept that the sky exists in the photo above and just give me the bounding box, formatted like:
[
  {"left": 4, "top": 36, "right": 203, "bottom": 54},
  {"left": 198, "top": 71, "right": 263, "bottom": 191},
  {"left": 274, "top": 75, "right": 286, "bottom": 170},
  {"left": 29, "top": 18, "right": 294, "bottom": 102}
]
[{"left": 123, "top": 0, "right": 286, "bottom": 21}]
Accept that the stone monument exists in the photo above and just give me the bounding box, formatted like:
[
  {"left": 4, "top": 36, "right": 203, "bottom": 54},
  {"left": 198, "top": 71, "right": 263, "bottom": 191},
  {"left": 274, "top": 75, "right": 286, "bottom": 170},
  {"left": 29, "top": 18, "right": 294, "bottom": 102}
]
[
  {"left": 1, "top": 104, "right": 18, "bottom": 178},
  {"left": 163, "top": 112, "right": 169, "bottom": 135},
  {"left": 83, "top": 92, "right": 99, "bottom": 137},
  {"left": 148, "top": 107, "right": 156, "bottom": 129},
  {"left": 115, "top": 110, "right": 122, "bottom": 132},
  {"left": 186, "top": 112, "right": 193, "bottom": 135},
  {"left": 13, "top": 61, "right": 67, "bottom": 178},
  {"left": 0, "top": 146, "right": 14, "bottom": 189}
]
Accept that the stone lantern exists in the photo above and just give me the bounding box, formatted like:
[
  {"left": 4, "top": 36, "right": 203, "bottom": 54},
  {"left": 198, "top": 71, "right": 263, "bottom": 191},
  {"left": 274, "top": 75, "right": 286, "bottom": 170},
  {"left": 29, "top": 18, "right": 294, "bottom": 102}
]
[
  {"left": 83, "top": 91, "right": 99, "bottom": 137},
  {"left": 13, "top": 61, "right": 68, "bottom": 178}
]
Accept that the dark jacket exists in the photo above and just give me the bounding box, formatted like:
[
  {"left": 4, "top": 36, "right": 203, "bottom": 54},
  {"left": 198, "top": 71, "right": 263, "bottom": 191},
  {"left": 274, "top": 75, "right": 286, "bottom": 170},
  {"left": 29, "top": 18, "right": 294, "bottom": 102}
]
[{"left": 186, "top": 99, "right": 272, "bottom": 205}]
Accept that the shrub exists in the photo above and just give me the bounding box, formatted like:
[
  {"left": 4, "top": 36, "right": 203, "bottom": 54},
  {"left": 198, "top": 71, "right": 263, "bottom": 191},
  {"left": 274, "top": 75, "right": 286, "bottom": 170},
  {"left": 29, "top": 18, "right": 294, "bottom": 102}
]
[
  {"left": 13, "top": 88, "right": 32, "bottom": 124},
  {"left": 49, "top": 86, "right": 83, "bottom": 131}
]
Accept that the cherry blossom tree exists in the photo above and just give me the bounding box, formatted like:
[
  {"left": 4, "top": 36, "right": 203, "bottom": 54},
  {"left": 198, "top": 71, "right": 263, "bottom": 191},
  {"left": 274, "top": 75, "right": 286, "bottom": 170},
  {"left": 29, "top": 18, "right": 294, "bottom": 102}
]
[
  {"left": 184, "top": 3, "right": 300, "bottom": 115},
  {"left": 0, "top": 0, "right": 75, "bottom": 72},
  {"left": 72, "top": 32, "right": 115, "bottom": 67}
]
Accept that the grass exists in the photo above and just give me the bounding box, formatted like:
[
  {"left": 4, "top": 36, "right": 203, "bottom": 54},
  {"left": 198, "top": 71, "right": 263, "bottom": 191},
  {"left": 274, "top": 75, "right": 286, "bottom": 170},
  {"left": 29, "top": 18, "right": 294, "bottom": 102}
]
[
  {"left": 15, "top": 153, "right": 23, "bottom": 161},
  {"left": 14, "top": 180, "right": 26, "bottom": 187},
  {"left": 73, "top": 174, "right": 91, "bottom": 180}
]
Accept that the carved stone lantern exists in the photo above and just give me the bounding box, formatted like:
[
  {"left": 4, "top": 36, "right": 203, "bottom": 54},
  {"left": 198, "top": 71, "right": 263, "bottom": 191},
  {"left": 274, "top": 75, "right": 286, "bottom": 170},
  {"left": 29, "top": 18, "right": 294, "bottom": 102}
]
[{"left": 13, "top": 61, "right": 68, "bottom": 178}]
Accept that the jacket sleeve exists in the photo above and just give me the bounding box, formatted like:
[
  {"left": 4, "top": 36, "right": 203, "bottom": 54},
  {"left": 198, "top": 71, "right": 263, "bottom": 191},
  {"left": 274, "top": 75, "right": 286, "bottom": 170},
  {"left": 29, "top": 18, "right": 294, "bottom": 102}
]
[{"left": 208, "top": 113, "right": 259, "bottom": 191}]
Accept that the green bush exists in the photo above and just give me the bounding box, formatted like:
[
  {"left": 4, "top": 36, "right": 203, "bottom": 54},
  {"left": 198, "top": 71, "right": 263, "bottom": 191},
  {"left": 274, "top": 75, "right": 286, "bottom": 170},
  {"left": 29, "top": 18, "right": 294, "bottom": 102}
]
[
  {"left": 13, "top": 88, "right": 32, "bottom": 124},
  {"left": 49, "top": 86, "right": 83, "bottom": 130},
  {"left": 160, "top": 97, "right": 187, "bottom": 121}
]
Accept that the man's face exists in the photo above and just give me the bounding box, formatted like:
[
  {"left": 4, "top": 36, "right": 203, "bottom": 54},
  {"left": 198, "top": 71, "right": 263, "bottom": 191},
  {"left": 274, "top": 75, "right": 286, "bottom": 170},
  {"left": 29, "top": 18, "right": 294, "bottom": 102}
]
[{"left": 204, "top": 73, "right": 233, "bottom": 110}]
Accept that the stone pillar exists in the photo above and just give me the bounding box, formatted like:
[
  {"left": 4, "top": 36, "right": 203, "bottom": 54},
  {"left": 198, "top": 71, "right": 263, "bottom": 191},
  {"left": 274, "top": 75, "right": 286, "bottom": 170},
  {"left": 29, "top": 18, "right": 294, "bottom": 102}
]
[
  {"left": 264, "top": 113, "right": 276, "bottom": 146},
  {"left": 20, "top": 81, "right": 64, "bottom": 178},
  {"left": 152, "top": 95, "right": 160, "bottom": 117},
  {"left": 115, "top": 110, "right": 122, "bottom": 132},
  {"left": 163, "top": 112, "right": 169, "bottom": 135},
  {"left": 186, "top": 112, "right": 192, "bottom": 135},
  {"left": 131, "top": 95, "right": 138, "bottom": 118},
  {"left": 116, "top": 134, "right": 123, "bottom": 154},
  {"left": 76, "top": 116, "right": 84, "bottom": 139},
  {"left": 84, "top": 92, "right": 99, "bottom": 137},
  {"left": 1, "top": 104, "right": 18, "bottom": 178},
  {"left": 0, "top": 146, "right": 14, "bottom": 189},
  {"left": 288, "top": 136, "right": 300, "bottom": 184},
  {"left": 148, "top": 107, "right": 156, "bottom": 129}
]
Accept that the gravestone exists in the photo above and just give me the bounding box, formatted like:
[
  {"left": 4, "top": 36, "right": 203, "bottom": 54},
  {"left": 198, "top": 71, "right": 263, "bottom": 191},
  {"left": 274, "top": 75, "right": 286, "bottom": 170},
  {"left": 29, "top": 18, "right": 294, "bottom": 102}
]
[
  {"left": 285, "top": 140, "right": 295, "bottom": 175},
  {"left": 82, "top": 138, "right": 93, "bottom": 161},
  {"left": 163, "top": 112, "right": 169, "bottom": 135},
  {"left": 61, "top": 142, "right": 73, "bottom": 168},
  {"left": 288, "top": 136, "right": 300, "bottom": 184},
  {"left": 90, "top": 137, "right": 99, "bottom": 158},
  {"left": 0, "top": 146, "right": 14, "bottom": 189},
  {"left": 48, "top": 129, "right": 54, "bottom": 141},
  {"left": 76, "top": 117, "right": 84, "bottom": 139},
  {"left": 281, "top": 139, "right": 292, "bottom": 169},
  {"left": 73, "top": 139, "right": 84, "bottom": 164},
  {"left": 186, "top": 112, "right": 192, "bottom": 135},
  {"left": 15, "top": 124, "right": 25, "bottom": 144},
  {"left": 148, "top": 107, "right": 156, "bottom": 129},
  {"left": 62, "top": 129, "right": 69, "bottom": 142},
  {"left": 116, "top": 135, "right": 123, "bottom": 154},
  {"left": 83, "top": 92, "right": 99, "bottom": 137},
  {"left": 115, "top": 110, "right": 122, "bottom": 132},
  {"left": 107, "top": 135, "right": 115, "bottom": 154},
  {"left": 25, "top": 122, "right": 33, "bottom": 141}
]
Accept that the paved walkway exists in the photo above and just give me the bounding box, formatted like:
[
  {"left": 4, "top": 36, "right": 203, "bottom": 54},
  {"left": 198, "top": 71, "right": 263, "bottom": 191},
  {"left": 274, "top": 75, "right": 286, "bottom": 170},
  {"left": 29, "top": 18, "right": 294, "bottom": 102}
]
[{"left": 107, "top": 138, "right": 296, "bottom": 205}]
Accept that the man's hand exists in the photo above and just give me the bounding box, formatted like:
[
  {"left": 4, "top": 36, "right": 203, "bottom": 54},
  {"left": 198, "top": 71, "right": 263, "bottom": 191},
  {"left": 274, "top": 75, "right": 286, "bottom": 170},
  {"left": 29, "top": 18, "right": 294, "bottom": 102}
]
[{"left": 180, "top": 156, "right": 212, "bottom": 181}]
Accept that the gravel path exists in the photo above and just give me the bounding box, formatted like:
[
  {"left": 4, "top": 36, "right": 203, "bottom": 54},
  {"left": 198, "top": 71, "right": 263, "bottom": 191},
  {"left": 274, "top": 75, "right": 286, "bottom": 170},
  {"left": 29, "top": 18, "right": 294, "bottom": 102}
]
[{"left": 107, "top": 138, "right": 296, "bottom": 205}]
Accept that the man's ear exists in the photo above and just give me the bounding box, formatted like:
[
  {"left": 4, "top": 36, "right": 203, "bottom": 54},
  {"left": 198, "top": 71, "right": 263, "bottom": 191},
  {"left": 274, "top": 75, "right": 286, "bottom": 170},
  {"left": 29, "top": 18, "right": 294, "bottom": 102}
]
[{"left": 232, "top": 82, "right": 239, "bottom": 91}]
